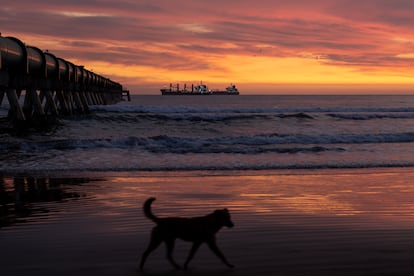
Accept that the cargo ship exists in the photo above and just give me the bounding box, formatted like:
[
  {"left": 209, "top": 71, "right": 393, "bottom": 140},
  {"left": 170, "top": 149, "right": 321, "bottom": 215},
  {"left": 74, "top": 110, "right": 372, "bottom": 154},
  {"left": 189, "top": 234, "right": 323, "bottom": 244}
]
[{"left": 161, "top": 83, "right": 239, "bottom": 95}]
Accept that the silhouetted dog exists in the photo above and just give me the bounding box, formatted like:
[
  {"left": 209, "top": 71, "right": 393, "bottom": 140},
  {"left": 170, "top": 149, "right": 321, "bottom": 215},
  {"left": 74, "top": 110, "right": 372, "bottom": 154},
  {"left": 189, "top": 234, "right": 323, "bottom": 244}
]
[{"left": 139, "top": 197, "right": 234, "bottom": 270}]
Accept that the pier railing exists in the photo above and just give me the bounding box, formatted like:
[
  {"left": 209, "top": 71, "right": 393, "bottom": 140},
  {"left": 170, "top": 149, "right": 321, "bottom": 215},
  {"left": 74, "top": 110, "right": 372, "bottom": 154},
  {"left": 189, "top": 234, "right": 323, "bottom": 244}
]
[{"left": 0, "top": 34, "right": 129, "bottom": 126}]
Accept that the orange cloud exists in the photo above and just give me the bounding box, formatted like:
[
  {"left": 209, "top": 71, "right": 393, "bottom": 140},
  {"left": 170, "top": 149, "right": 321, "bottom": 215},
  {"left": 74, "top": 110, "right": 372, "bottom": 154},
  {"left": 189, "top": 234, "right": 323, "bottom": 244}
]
[{"left": 2, "top": 0, "right": 414, "bottom": 94}]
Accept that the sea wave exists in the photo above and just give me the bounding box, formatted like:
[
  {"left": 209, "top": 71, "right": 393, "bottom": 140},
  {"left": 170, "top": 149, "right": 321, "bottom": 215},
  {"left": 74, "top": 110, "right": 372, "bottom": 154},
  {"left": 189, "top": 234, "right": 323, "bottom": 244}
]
[
  {"left": 328, "top": 113, "right": 414, "bottom": 120},
  {"left": 91, "top": 162, "right": 414, "bottom": 172},
  {"left": 93, "top": 112, "right": 315, "bottom": 123},
  {"left": 91, "top": 105, "right": 414, "bottom": 114},
  {"left": 3, "top": 160, "right": 414, "bottom": 173},
  {"left": 2, "top": 132, "right": 413, "bottom": 154},
  {"left": 89, "top": 105, "right": 414, "bottom": 123}
]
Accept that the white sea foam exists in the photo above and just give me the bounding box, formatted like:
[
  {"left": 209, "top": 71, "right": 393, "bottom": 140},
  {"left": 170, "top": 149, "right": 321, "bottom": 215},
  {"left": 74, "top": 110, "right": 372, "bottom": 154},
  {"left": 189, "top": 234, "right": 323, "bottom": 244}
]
[
  {"left": 3, "top": 132, "right": 414, "bottom": 154},
  {"left": 91, "top": 104, "right": 414, "bottom": 115},
  {"left": 2, "top": 95, "right": 414, "bottom": 172}
]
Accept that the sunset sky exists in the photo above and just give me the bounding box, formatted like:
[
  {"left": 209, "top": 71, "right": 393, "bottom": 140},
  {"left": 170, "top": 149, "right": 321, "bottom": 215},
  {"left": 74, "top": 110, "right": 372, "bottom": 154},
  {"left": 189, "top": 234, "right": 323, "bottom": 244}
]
[{"left": 3, "top": 0, "right": 414, "bottom": 94}]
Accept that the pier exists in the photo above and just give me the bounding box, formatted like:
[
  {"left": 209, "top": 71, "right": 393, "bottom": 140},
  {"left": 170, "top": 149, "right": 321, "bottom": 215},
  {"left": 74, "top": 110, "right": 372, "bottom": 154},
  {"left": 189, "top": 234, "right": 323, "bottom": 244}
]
[{"left": 0, "top": 34, "right": 129, "bottom": 127}]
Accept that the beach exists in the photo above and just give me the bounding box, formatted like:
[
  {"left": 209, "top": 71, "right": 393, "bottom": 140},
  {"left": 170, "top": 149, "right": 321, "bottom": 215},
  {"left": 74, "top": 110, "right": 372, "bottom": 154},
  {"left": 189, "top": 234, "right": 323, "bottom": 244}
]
[{"left": 2, "top": 168, "right": 414, "bottom": 275}]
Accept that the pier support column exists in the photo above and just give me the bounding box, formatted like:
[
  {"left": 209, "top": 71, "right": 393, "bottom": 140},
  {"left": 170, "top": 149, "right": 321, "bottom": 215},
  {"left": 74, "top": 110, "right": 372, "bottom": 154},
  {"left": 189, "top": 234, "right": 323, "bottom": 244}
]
[
  {"left": 84, "top": 91, "right": 92, "bottom": 105},
  {"left": 122, "top": 90, "right": 131, "bottom": 101},
  {"left": 56, "top": 90, "right": 70, "bottom": 115},
  {"left": 94, "top": 93, "right": 102, "bottom": 105},
  {"left": 90, "top": 92, "right": 98, "bottom": 105},
  {"left": 42, "top": 90, "right": 59, "bottom": 116},
  {"left": 99, "top": 93, "right": 105, "bottom": 104},
  {"left": 29, "top": 90, "right": 45, "bottom": 117},
  {"left": 96, "top": 92, "right": 103, "bottom": 105},
  {"left": 78, "top": 91, "right": 90, "bottom": 113},
  {"left": 73, "top": 91, "right": 84, "bottom": 113},
  {"left": 6, "top": 89, "right": 26, "bottom": 121},
  {"left": 23, "top": 90, "right": 33, "bottom": 118},
  {"left": 63, "top": 91, "right": 74, "bottom": 115},
  {"left": 22, "top": 90, "right": 45, "bottom": 119},
  {"left": 0, "top": 90, "right": 4, "bottom": 106}
]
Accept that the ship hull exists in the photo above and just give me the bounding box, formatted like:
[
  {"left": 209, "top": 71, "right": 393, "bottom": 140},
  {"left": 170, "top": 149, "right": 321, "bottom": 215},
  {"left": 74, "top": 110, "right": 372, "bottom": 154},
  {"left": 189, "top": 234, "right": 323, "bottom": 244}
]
[
  {"left": 160, "top": 83, "right": 239, "bottom": 95},
  {"left": 161, "top": 90, "right": 239, "bottom": 95}
]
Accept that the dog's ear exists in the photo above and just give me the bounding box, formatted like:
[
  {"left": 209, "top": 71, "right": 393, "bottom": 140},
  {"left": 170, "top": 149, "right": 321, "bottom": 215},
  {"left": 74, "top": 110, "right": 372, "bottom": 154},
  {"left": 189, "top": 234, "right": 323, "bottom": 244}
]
[{"left": 215, "top": 209, "right": 234, "bottom": 228}]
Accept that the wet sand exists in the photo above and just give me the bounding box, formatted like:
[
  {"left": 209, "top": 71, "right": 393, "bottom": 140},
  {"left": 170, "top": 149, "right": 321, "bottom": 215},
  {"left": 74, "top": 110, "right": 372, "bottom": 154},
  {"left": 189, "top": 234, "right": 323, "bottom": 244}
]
[{"left": 1, "top": 168, "right": 414, "bottom": 275}]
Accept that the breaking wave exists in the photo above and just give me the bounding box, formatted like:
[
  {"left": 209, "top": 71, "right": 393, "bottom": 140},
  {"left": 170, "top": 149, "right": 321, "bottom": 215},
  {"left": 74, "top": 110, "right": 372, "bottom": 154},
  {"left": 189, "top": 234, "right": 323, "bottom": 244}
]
[
  {"left": 2, "top": 95, "right": 414, "bottom": 173},
  {"left": 2, "top": 132, "right": 414, "bottom": 154},
  {"left": 89, "top": 105, "right": 414, "bottom": 122},
  {"left": 328, "top": 113, "right": 414, "bottom": 120},
  {"left": 91, "top": 105, "right": 414, "bottom": 114}
]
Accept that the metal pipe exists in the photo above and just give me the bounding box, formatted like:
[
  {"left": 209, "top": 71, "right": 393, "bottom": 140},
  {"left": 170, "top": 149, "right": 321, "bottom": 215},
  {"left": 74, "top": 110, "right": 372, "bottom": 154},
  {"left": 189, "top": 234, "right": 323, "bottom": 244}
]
[
  {"left": 1, "top": 34, "right": 126, "bottom": 122},
  {"left": 27, "top": 46, "right": 45, "bottom": 76},
  {"left": 0, "top": 36, "right": 26, "bottom": 72},
  {"left": 44, "top": 52, "right": 58, "bottom": 79},
  {"left": 0, "top": 35, "right": 122, "bottom": 90},
  {"left": 57, "top": 58, "right": 68, "bottom": 81}
]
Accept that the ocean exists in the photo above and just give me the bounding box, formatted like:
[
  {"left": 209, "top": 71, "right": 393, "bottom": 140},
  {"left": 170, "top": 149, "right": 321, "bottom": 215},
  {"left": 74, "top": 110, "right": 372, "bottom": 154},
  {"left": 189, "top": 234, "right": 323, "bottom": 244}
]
[
  {"left": 1, "top": 94, "right": 414, "bottom": 172},
  {"left": 2, "top": 94, "right": 414, "bottom": 275}
]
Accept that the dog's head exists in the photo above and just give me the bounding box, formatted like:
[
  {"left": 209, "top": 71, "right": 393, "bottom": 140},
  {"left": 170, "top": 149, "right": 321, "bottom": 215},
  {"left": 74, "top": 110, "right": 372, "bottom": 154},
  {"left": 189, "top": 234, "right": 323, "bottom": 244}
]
[{"left": 214, "top": 208, "right": 234, "bottom": 228}]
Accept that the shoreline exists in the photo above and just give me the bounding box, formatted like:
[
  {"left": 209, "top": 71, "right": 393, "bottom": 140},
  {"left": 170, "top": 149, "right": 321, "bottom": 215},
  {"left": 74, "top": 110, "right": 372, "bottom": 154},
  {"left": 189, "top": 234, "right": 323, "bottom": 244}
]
[
  {"left": 2, "top": 167, "right": 414, "bottom": 275},
  {"left": 2, "top": 165, "right": 414, "bottom": 177}
]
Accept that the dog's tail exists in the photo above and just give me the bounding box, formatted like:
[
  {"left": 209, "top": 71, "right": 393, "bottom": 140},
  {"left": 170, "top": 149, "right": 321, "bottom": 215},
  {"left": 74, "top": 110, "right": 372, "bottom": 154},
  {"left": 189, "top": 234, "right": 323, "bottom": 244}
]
[{"left": 143, "top": 197, "right": 159, "bottom": 222}]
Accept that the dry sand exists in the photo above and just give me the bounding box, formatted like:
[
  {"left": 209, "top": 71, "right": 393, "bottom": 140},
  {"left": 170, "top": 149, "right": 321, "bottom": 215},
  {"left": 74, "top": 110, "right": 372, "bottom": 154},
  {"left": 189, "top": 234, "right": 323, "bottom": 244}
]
[{"left": 1, "top": 168, "right": 414, "bottom": 275}]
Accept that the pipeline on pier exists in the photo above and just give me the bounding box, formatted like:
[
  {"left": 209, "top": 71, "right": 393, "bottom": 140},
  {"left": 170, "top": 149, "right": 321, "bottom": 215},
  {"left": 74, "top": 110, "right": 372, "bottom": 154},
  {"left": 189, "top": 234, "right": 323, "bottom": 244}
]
[{"left": 0, "top": 34, "right": 130, "bottom": 126}]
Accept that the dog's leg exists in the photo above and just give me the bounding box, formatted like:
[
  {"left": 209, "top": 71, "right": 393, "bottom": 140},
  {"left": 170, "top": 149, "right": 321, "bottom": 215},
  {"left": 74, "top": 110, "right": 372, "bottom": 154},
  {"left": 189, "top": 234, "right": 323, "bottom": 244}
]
[
  {"left": 165, "top": 239, "right": 181, "bottom": 269},
  {"left": 207, "top": 238, "right": 234, "bottom": 268},
  {"left": 184, "top": 242, "right": 201, "bottom": 270},
  {"left": 139, "top": 228, "right": 162, "bottom": 270}
]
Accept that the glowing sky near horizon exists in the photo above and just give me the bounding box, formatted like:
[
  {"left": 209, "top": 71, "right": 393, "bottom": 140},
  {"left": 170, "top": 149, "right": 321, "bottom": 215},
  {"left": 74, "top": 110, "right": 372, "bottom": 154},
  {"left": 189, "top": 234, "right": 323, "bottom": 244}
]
[{"left": 3, "top": 0, "right": 414, "bottom": 94}]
